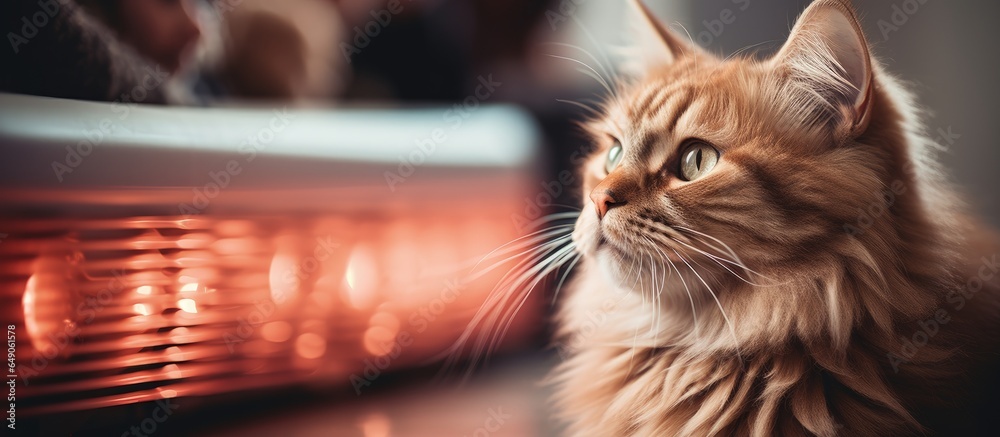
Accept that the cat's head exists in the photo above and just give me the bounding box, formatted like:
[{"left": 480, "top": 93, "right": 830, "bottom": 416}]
[{"left": 573, "top": 0, "right": 914, "bottom": 328}]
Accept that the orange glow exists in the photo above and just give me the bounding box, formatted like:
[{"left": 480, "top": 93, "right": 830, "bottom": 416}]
[
  {"left": 385, "top": 224, "right": 420, "bottom": 288},
  {"left": 157, "top": 388, "right": 179, "bottom": 399},
  {"left": 177, "top": 298, "right": 198, "bottom": 313},
  {"left": 295, "top": 333, "right": 326, "bottom": 359},
  {"left": 369, "top": 311, "right": 401, "bottom": 333},
  {"left": 211, "top": 237, "right": 255, "bottom": 255},
  {"left": 363, "top": 326, "right": 399, "bottom": 357},
  {"left": 133, "top": 303, "right": 152, "bottom": 316},
  {"left": 165, "top": 346, "right": 184, "bottom": 361},
  {"left": 7, "top": 203, "right": 541, "bottom": 415},
  {"left": 269, "top": 252, "right": 300, "bottom": 305},
  {"left": 169, "top": 327, "right": 191, "bottom": 343},
  {"left": 22, "top": 261, "right": 74, "bottom": 355},
  {"left": 344, "top": 245, "right": 378, "bottom": 309},
  {"left": 22, "top": 275, "right": 40, "bottom": 346},
  {"left": 359, "top": 413, "right": 392, "bottom": 437},
  {"left": 261, "top": 321, "right": 293, "bottom": 343},
  {"left": 163, "top": 363, "right": 182, "bottom": 379},
  {"left": 215, "top": 220, "right": 256, "bottom": 237},
  {"left": 308, "top": 290, "right": 335, "bottom": 312}
]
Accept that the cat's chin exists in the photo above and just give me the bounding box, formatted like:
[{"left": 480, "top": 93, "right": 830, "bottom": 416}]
[
  {"left": 593, "top": 244, "right": 673, "bottom": 293},
  {"left": 591, "top": 241, "right": 717, "bottom": 300}
]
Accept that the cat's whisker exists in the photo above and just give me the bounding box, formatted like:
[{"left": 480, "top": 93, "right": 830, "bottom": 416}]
[
  {"left": 672, "top": 226, "right": 779, "bottom": 283},
  {"left": 465, "top": 232, "right": 574, "bottom": 285},
  {"left": 447, "top": 228, "right": 582, "bottom": 379},
  {"left": 673, "top": 226, "right": 741, "bottom": 261},
  {"left": 648, "top": 240, "right": 660, "bottom": 337},
  {"left": 479, "top": 215, "right": 576, "bottom": 249},
  {"left": 567, "top": 14, "right": 620, "bottom": 98},
  {"left": 552, "top": 252, "right": 583, "bottom": 305},
  {"left": 645, "top": 236, "right": 669, "bottom": 342},
  {"left": 642, "top": 235, "right": 667, "bottom": 343},
  {"left": 682, "top": 234, "right": 787, "bottom": 286},
  {"left": 627, "top": 245, "right": 654, "bottom": 375},
  {"left": 546, "top": 204, "right": 585, "bottom": 212},
  {"left": 474, "top": 226, "right": 573, "bottom": 264},
  {"left": 667, "top": 254, "right": 700, "bottom": 338},
  {"left": 467, "top": 242, "right": 578, "bottom": 375},
  {"left": 546, "top": 54, "right": 615, "bottom": 97},
  {"left": 406, "top": 222, "right": 573, "bottom": 282},
  {"left": 488, "top": 243, "right": 579, "bottom": 357},
  {"left": 641, "top": 235, "right": 700, "bottom": 338},
  {"left": 487, "top": 242, "right": 577, "bottom": 334},
  {"left": 472, "top": 219, "right": 577, "bottom": 272},
  {"left": 437, "top": 234, "right": 575, "bottom": 379},
  {"left": 542, "top": 41, "right": 617, "bottom": 87},
  {"left": 476, "top": 236, "right": 573, "bottom": 324},
  {"left": 639, "top": 246, "right": 652, "bottom": 312},
  {"left": 673, "top": 249, "right": 744, "bottom": 365},
  {"left": 638, "top": 220, "right": 768, "bottom": 287},
  {"left": 668, "top": 238, "right": 767, "bottom": 287}
]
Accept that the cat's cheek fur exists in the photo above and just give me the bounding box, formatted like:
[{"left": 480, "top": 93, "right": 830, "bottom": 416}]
[{"left": 571, "top": 206, "right": 600, "bottom": 256}]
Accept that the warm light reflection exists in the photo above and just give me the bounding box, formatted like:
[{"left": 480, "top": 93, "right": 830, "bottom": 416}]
[
  {"left": 295, "top": 333, "right": 326, "bottom": 359},
  {"left": 359, "top": 413, "right": 392, "bottom": 437},
  {"left": 22, "top": 263, "right": 73, "bottom": 354},
  {"left": 344, "top": 245, "right": 378, "bottom": 309},
  {"left": 133, "top": 303, "right": 152, "bottom": 316},
  {"left": 261, "top": 321, "right": 293, "bottom": 343},
  {"left": 165, "top": 346, "right": 184, "bottom": 361},
  {"left": 369, "top": 311, "right": 401, "bottom": 333},
  {"left": 215, "top": 220, "right": 255, "bottom": 237},
  {"left": 22, "top": 275, "right": 40, "bottom": 346},
  {"left": 177, "top": 298, "right": 198, "bottom": 313},
  {"left": 269, "top": 252, "right": 300, "bottom": 305},
  {"left": 8, "top": 207, "right": 540, "bottom": 415},
  {"left": 158, "top": 388, "right": 179, "bottom": 399},
  {"left": 364, "top": 311, "right": 401, "bottom": 356},
  {"left": 163, "top": 363, "right": 182, "bottom": 379},
  {"left": 363, "top": 326, "right": 398, "bottom": 357},
  {"left": 308, "top": 291, "right": 334, "bottom": 312},
  {"left": 169, "top": 327, "right": 191, "bottom": 343},
  {"left": 385, "top": 224, "right": 420, "bottom": 288}
]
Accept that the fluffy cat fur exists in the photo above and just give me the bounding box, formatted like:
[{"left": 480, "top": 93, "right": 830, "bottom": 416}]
[{"left": 553, "top": 1, "right": 1000, "bottom": 435}]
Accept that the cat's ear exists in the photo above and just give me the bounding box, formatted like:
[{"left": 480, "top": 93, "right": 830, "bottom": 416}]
[
  {"left": 772, "top": 0, "right": 874, "bottom": 137},
  {"left": 628, "top": 0, "right": 706, "bottom": 68}
]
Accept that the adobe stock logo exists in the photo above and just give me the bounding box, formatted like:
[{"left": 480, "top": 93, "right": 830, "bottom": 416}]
[
  {"left": 693, "top": 0, "right": 751, "bottom": 48},
  {"left": 383, "top": 75, "right": 502, "bottom": 192},
  {"left": 877, "top": 0, "right": 931, "bottom": 41},
  {"left": 544, "top": 0, "right": 589, "bottom": 31}
]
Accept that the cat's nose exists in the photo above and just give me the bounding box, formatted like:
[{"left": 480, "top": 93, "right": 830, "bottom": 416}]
[{"left": 590, "top": 189, "right": 624, "bottom": 220}]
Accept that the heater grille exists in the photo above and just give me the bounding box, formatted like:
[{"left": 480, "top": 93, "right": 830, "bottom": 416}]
[
  {"left": 0, "top": 93, "right": 544, "bottom": 417},
  {"left": 2, "top": 210, "right": 536, "bottom": 416}
]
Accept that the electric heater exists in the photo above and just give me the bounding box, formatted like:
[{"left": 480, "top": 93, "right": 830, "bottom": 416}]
[{"left": 0, "top": 93, "right": 544, "bottom": 418}]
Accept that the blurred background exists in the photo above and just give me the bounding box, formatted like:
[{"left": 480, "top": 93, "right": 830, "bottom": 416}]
[{"left": 1, "top": 0, "right": 998, "bottom": 436}]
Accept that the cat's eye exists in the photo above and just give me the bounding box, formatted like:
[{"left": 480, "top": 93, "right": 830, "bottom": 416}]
[
  {"left": 605, "top": 140, "right": 624, "bottom": 174},
  {"left": 679, "top": 141, "right": 720, "bottom": 181}
]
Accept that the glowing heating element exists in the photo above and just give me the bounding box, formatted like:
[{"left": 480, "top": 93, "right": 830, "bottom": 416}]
[{"left": 0, "top": 93, "right": 544, "bottom": 416}]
